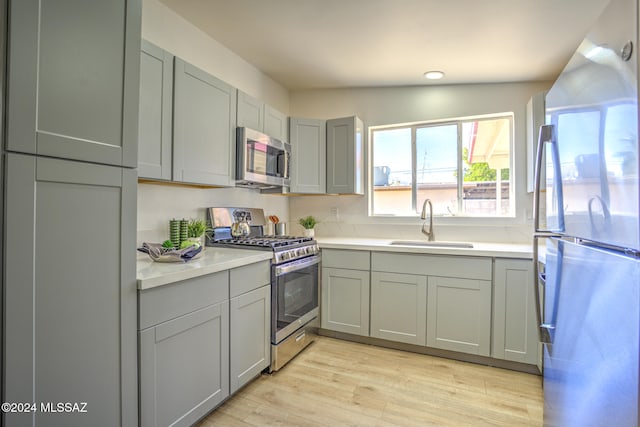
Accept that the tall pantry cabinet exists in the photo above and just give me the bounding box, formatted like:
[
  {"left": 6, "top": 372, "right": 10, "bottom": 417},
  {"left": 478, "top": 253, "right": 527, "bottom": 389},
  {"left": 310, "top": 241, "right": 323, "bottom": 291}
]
[{"left": 2, "top": 1, "right": 141, "bottom": 426}]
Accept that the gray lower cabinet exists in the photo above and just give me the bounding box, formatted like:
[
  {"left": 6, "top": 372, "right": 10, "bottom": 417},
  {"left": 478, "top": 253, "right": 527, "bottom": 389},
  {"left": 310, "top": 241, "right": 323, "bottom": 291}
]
[
  {"left": 370, "top": 272, "right": 427, "bottom": 345},
  {"left": 7, "top": 0, "right": 140, "bottom": 167},
  {"left": 138, "top": 40, "right": 173, "bottom": 180},
  {"left": 326, "top": 116, "right": 364, "bottom": 195},
  {"left": 4, "top": 153, "right": 138, "bottom": 427},
  {"left": 426, "top": 276, "right": 492, "bottom": 356},
  {"left": 139, "top": 260, "right": 271, "bottom": 425},
  {"left": 321, "top": 268, "right": 370, "bottom": 335},
  {"left": 230, "top": 285, "right": 271, "bottom": 393},
  {"left": 139, "top": 271, "right": 230, "bottom": 427},
  {"left": 492, "top": 259, "right": 539, "bottom": 365},
  {"left": 289, "top": 117, "right": 326, "bottom": 193},
  {"left": 229, "top": 259, "right": 271, "bottom": 393},
  {"left": 140, "top": 302, "right": 229, "bottom": 427},
  {"left": 173, "top": 58, "right": 237, "bottom": 186}
]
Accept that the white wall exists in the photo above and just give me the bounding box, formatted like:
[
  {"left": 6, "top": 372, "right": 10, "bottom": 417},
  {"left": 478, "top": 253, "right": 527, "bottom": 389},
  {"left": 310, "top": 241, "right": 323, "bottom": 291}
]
[
  {"left": 137, "top": 0, "right": 291, "bottom": 245},
  {"left": 137, "top": 183, "right": 289, "bottom": 245},
  {"left": 141, "top": 0, "right": 289, "bottom": 112},
  {"left": 288, "top": 82, "right": 552, "bottom": 243}
]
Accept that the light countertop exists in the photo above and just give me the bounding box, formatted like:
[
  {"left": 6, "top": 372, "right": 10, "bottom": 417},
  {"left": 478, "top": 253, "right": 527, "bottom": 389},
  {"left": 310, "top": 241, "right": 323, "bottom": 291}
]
[
  {"left": 137, "top": 248, "right": 272, "bottom": 290},
  {"left": 315, "top": 237, "right": 536, "bottom": 259}
]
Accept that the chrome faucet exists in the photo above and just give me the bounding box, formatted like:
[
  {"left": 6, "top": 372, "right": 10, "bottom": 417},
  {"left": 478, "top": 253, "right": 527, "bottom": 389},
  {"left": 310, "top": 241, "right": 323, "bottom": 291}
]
[{"left": 420, "top": 199, "right": 435, "bottom": 241}]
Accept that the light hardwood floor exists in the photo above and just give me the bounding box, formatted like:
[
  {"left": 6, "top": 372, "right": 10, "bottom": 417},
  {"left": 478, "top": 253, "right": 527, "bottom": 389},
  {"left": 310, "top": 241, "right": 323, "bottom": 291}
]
[{"left": 199, "top": 336, "right": 543, "bottom": 426}]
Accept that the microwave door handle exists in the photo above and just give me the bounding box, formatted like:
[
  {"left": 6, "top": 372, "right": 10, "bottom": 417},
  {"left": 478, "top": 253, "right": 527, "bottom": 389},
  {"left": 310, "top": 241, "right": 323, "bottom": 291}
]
[{"left": 283, "top": 150, "right": 290, "bottom": 179}]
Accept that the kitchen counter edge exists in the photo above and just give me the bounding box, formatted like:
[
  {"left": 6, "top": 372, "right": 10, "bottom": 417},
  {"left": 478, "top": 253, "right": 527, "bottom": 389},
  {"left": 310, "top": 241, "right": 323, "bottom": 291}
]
[
  {"left": 136, "top": 248, "right": 273, "bottom": 290},
  {"left": 315, "top": 237, "right": 536, "bottom": 259}
]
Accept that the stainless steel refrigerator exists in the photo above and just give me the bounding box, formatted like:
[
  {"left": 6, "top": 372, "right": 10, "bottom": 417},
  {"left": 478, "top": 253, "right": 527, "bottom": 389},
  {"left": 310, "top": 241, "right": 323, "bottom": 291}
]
[{"left": 533, "top": 0, "right": 640, "bottom": 425}]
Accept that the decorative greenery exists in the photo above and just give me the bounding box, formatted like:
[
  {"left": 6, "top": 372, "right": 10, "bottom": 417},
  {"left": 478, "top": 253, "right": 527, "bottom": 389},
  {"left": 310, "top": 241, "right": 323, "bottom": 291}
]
[
  {"left": 187, "top": 218, "right": 209, "bottom": 237},
  {"left": 298, "top": 215, "right": 319, "bottom": 229},
  {"left": 162, "top": 239, "right": 175, "bottom": 248},
  {"left": 461, "top": 147, "right": 510, "bottom": 181}
]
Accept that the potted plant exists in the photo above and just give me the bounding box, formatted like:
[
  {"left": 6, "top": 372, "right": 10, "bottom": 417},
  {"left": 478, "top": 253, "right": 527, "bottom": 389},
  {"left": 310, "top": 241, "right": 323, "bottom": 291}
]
[
  {"left": 184, "top": 218, "right": 210, "bottom": 250},
  {"left": 298, "top": 215, "right": 318, "bottom": 238}
]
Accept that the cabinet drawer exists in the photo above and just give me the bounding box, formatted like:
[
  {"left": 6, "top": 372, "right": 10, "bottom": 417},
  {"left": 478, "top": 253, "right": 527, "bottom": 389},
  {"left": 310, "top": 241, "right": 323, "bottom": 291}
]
[
  {"left": 139, "top": 270, "right": 229, "bottom": 330},
  {"left": 371, "top": 252, "right": 491, "bottom": 280},
  {"left": 322, "top": 249, "right": 370, "bottom": 270},
  {"left": 230, "top": 260, "right": 271, "bottom": 298}
]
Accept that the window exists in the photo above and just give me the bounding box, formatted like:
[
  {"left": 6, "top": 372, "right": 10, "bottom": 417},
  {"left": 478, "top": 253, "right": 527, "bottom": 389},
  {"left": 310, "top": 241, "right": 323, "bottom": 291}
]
[{"left": 371, "top": 115, "right": 514, "bottom": 217}]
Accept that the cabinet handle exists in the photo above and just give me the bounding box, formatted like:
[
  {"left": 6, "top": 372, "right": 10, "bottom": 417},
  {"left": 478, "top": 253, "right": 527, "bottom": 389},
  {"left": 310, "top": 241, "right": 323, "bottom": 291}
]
[{"left": 295, "top": 331, "right": 306, "bottom": 342}]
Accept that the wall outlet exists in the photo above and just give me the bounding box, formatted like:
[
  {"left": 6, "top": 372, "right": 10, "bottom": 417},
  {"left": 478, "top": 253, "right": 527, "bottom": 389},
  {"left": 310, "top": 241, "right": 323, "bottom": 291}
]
[{"left": 330, "top": 207, "right": 339, "bottom": 221}]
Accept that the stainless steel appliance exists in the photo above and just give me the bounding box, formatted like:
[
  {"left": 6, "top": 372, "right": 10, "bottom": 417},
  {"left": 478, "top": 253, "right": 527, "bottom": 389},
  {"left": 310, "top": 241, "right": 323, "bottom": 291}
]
[
  {"left": 207, "top": 207, "right": 320, "bottom": 372},
  {"left": 236, "top": 127, "right": 291, "bottom": 189},
  {"left": 533, "top": 0, "right": 640, "bottom": 425}
]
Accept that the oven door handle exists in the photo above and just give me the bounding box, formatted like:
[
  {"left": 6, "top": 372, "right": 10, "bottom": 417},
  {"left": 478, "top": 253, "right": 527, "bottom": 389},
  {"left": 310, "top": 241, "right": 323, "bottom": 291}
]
[{"left": 274, "top": 255, "right": 321, "bottom": 276}]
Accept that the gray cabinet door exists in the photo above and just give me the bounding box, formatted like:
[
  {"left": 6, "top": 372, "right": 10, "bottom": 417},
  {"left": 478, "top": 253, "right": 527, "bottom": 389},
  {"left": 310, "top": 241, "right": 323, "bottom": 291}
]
[
  {"left": 492, "top": 259, "right": 539, "bottom": 365},
  {"left": 326, "top": 116, "right": 364, "bottom": 194},
  {"left": 427, "top": 276, "right": 492, "bottom": 356},
  {"left": 289, "top": 117, "right": 326, "bottom": 193},
  {"left": 230, "top": 285, "right": 271, "bottom": 394},
  {"left": 7, "top": 0, "right": 141, "bottom": 167},
  {"left": 4, "top": 153, "right": 138, "bottom": 427},
  {"left": 138, "top": 40, "right": 173, "bottom": 180},
  {"left": 321, "top": 268, "right": 370, "bottom": 336},
  {"left": 370, "top": 272, "right": 427, "bottom": 345},
  {"left": 140, "top": 302, "right": 230, "bottom": 427},
  {"left": 264, "top": 105, "right": 289, "bottom": 143},
  {"left": 237, "top": 90, "right": 264, "bottom": 131},
  {"left": 173, "top": 58, "right": 237, "bottom": 186}
]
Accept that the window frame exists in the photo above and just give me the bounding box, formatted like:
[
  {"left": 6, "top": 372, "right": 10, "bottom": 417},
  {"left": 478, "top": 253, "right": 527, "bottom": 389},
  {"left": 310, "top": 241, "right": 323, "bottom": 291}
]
[{"left": 369, "top": 112, "right": 515, "bottom": 219}]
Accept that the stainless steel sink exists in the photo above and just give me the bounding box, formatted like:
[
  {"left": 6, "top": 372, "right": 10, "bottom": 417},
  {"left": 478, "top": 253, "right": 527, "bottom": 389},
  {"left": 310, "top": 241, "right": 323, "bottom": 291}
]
[{"left": 389, "top": 240, "right": 474, "bottom": 248}]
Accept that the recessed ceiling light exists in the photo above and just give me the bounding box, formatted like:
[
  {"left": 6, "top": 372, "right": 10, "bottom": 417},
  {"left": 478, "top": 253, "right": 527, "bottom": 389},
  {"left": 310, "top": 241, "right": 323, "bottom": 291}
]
[{"left": 424, "top": 71, "right": 445, "bottom": 80}]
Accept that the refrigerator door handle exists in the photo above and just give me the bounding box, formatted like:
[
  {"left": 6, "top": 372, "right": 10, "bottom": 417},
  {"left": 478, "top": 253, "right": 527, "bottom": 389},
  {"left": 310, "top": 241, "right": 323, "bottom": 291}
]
[
  {"left": 533, "top": 124, "right": 563, "bottom": 343},
  {"left": 533, "top": 234, "right": 560, "bottom": 344},
  {"left": 533, "top": 124, "right": 565, "bottom": 233}
]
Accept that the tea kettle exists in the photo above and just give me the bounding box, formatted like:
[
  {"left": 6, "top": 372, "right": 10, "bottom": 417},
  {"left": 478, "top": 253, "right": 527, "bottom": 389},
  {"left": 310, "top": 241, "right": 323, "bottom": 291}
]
[{"left": 231, "top": 210, "right": 251, "bottom": 237}]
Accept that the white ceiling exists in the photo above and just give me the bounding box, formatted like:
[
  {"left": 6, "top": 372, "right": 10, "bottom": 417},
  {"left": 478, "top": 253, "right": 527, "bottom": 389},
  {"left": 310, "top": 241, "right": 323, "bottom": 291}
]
[{"left": 160, "top": 0, "right": 611, "bottom": 90}]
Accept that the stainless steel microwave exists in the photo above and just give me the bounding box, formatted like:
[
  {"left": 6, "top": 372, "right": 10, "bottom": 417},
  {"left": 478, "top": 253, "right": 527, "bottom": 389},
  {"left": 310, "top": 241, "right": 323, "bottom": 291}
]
[{"left": 236, "top": 127, "right": 291, "bottom": 188}]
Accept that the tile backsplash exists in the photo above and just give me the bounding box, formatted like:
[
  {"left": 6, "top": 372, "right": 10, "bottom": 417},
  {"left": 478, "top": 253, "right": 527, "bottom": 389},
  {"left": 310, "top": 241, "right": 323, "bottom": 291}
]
[{"left": 137, "top": 182, "right": 289, "bottom": 245}]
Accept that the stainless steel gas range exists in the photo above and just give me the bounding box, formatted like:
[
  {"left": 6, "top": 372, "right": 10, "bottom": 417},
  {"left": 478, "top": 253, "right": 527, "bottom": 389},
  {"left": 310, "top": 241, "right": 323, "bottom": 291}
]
[{"left": 206, "top": 207, "right": 320, "bottom": 372}]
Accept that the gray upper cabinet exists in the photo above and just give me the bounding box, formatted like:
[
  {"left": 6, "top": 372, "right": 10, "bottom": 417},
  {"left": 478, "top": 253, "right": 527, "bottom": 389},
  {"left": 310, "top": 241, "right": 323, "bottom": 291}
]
[
  {"left": 138, "top": 40, "right": 173, "bottom": 180},
  {"left": 4, "top": 153, "right": 138, "bottom": 427},
  {"left": 237, "top": 91, "right": 264, "bottom": 131},
  {"left": 526, "top": 91, "right": 546, "bottom": 193},
  {"left": 173, "top": 58, "right": 237, "bottom": 186},
  {"left": 492, "top": 259, "right": 539, "bottom": 365},
  {"left": 263, "top": 105, "right": 289, "bottom": 143},
  {"left": 326, "top": 116, "right": 364, "bottom": 194},
  {"left": 237, "top": 90, "right": 289, "bottom": 142},
  {"left": 7, "top": 0, "right": 141, "bottom": 167},
  {"left": 289, "top": 117, "right": 326, "bottom": 193}
]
